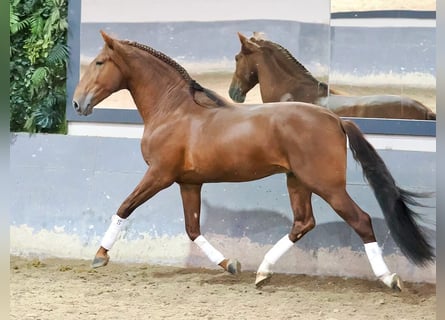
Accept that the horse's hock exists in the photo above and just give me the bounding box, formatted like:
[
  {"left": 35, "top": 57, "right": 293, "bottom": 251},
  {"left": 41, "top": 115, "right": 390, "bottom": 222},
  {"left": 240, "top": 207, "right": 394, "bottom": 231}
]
[{"left": 10, "top": 132, "right": 436, "bottom": 283}]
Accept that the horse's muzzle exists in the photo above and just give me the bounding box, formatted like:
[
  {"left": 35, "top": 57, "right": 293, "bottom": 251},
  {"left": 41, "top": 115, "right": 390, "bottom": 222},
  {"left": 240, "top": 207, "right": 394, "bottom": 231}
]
[
  {"left": 228, "top": 86, "right": 246, "bottom": 103},
  {"left": 72, "top": 98, "right": 93, "bottom": 116},
  {"left": 72, "top": 100, "right": 81, "bottom": 113}
]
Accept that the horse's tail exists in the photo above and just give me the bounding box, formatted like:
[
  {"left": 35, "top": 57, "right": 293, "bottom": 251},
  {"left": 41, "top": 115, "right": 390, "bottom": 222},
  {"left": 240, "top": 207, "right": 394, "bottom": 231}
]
[
  {"left": 341, "top": 120, "right": 435, "bottom": 266},
  {"left": 412, "top": 98, "right": 436, "bottom": 120},
  {"left": 427, "top": 111, "right": 436, "bottom": 120}
]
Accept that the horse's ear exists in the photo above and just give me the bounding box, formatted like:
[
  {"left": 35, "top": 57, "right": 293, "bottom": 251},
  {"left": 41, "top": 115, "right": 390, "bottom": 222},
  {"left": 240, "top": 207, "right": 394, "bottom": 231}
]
[
  {"left": 238, "top": 32, "right": 260, "bottom": 53},
  {"left": 237, "top": 32, "right": 248, "bottom": 44},
  {"left": 100, "top": 30, "right": 114, "bottom": 50}
]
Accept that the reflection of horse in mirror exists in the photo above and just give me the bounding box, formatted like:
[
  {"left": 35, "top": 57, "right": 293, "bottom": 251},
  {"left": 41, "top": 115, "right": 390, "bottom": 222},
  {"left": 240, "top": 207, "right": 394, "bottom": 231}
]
[
  {"left": 73, "top": 31, "right": 434, "bottom": 291},
  {"left": 229, "top": 32, "right": 436, "bottom": 120}
]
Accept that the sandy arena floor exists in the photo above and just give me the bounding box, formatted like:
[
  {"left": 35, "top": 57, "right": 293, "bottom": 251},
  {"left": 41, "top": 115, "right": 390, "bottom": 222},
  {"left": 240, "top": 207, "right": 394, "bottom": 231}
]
[{"left": 10, "top": 255, "right": 436, "bottom": 320}]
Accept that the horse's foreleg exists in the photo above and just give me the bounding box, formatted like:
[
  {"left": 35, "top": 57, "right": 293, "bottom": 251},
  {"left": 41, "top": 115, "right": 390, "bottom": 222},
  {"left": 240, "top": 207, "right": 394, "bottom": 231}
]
[
  {"left": 92, "top": 168, "right": 173, "bottom": 268},
  {"left": 256, "top": 174, "right": 314, "bottom": 287},
  {"left": 91, "top": 214, "right": 126, "bottom": 268},
  {"left": 326, "top": 189, "right": 403, "bottom": 291},
  {"left": 180, "top": 183, "right": 241, "bottom": 275}
]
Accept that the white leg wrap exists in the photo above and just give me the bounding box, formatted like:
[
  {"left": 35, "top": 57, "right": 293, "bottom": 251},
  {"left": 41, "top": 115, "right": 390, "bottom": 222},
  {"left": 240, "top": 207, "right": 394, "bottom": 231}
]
[
  {"left": 100, "top": 214, "right": 126, "bottom": 250},
  {"left": 364, "top": 242, "right": 390, "bottom": 278},
  {"left": 257, "top": 235, "right": 294, "bottom": 274},
  {"left": 194, "top": 235, "right": 225, "bottom": 265}
]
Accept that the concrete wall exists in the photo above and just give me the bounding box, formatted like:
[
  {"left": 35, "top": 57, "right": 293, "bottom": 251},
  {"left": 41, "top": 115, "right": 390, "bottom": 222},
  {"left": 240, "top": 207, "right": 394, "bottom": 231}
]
[{"left": 10, "top": 133, "right": 436, "bottom": 282}]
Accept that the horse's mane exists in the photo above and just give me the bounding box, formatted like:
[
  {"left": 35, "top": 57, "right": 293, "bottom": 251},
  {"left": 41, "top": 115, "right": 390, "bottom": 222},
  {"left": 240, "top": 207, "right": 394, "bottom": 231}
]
[
  {"left": 123, "top": 40, "right": 228, "bottom": 108},
  {"left": 250, "top": 36, "right": 330, "bottom": 92}
]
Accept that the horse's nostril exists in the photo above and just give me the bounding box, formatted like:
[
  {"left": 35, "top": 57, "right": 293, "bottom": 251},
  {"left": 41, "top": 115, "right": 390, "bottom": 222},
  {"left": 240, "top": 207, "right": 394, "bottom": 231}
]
[{"left": 72, "top": 100, "right": 80, "bottom": 111}]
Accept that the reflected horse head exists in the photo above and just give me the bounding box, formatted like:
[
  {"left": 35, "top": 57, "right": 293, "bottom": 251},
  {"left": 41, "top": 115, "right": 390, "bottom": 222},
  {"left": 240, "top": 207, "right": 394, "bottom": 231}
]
[
  {"left": 228, "top": 32, "right": 262, "bottom": 103},
  {"left": 229, "top": 32, "right": 331, "bottom": 104}
]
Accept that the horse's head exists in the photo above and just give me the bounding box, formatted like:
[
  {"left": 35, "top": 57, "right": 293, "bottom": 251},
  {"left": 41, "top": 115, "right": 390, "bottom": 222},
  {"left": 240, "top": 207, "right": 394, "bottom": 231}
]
[
  {"left": 72, "top": 31, "right": 127, "bottom": 115},
  {"left": 228, "top": 32, "right": 262, "bottom": 103}
]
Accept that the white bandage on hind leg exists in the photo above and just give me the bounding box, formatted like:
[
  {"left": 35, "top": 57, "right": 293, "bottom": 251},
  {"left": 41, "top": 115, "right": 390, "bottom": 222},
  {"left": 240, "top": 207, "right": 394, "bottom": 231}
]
[
  {"left": 364, "top": 242, "right": 390, "bottom": 278},
  {"left": 194, "top": 235, "right": 225, "bottom": 265},
  {"left": 100, "top": 214, "right": 127, "bottom": 250},
  {"left": 257, "top": 235, "right": 294, "bottom": 274}
]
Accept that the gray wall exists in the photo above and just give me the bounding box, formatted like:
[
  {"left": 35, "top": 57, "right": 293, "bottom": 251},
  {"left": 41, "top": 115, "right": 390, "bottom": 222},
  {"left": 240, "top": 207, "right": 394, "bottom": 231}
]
[{"left": 10, "top": 133, "right": 436, "bottom": 282}]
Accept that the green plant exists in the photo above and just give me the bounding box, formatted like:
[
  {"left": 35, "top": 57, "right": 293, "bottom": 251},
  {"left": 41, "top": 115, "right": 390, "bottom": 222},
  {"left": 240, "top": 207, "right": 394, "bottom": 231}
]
[{"left": 10, "top": 0, "right": 69, "bottom": 133}]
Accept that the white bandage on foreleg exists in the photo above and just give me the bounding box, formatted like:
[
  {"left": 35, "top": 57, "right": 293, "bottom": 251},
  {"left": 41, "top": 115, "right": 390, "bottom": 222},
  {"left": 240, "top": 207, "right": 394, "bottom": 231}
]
[
  {"left": 258, "top": 235, "right": 294, "bottom": 274},
  {"left": 364, "top": 242, "right": 390, "bottom": 278},
  {"left": 194, "top": 235, "right": 225, "bottom": 265},
  {"left": 100, "top": 214, "right": 126, "bottom": 250}
]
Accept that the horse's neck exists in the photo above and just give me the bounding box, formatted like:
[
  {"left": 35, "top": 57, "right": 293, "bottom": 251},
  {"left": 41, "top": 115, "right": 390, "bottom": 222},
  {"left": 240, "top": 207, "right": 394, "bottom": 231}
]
[
  {"left": 260, "top": 53, "right": 328, "bottom": 103},
  {"left": 124, "top": 56, "right": 191, "bottom": 121}
]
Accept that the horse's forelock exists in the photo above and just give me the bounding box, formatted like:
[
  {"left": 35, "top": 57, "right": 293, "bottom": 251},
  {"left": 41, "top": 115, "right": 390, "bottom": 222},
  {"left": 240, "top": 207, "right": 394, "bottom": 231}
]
[{"left": 252, "top": 32, "right": 267, "bottom": 41}]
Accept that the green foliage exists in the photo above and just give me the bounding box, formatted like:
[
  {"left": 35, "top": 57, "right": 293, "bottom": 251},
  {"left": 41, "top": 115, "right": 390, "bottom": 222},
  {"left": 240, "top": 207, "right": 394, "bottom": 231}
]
[{"left": 10, "top": 0, "right": 69, "bottom": 133}]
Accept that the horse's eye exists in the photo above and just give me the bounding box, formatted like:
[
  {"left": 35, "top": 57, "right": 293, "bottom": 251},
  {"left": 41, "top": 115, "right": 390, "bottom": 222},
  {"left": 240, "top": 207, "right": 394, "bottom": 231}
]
[
  {"left": 96, "top": 61, "right": 104, "bottom": 66},
  {"left": 235, "top": 55, "right": 240, "bottom": 62}
]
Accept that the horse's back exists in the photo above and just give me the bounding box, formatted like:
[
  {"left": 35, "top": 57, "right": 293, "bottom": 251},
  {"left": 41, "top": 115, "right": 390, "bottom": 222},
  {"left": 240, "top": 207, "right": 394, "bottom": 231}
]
[
  {"left": 239, "top": 101, "right": 342, "bottom": 129},
  {"left": 322, "top": 94, "right": 435, "bottom": 120},
  {"left": 204, "top": 101, "right": 345, "bottom": 155},
  {"left": 252, "top": 101, "right": 347, "bottom": 153}
]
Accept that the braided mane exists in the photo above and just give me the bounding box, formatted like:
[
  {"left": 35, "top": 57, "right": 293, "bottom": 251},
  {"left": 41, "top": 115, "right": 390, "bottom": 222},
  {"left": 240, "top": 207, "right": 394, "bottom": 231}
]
[
  {"left": 123, "top": 40, "right": 227, "bottom": 107},
  {"left": 251, "top": 37, "right": 328, "bottom": 90},
  {"left": 125, "top": 40, "right": 193, "bottom": 82}
]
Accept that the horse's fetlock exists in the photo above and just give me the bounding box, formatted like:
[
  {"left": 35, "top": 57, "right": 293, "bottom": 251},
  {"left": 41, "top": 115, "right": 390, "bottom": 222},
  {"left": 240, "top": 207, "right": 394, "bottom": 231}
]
[{"left": 187, "top": 230, "right": 201, "bottom": 241}]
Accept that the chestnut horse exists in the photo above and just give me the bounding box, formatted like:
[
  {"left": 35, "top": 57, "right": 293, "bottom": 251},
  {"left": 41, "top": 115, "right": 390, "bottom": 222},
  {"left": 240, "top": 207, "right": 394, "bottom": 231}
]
[
  {"left": 73, "top": 31, "right": 434, "bottom": 291},
  {"left": 229, "top": 32, "right": 436, "bottom": 120}
]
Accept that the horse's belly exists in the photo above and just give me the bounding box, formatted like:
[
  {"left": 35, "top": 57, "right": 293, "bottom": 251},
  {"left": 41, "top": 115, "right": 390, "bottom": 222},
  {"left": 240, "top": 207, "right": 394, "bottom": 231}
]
[
  {"left": 181, "top": 136, "right": 289, "bottom": 183},
  {"left": 178, "top": 162, "right": 288, "bottom": 184}
]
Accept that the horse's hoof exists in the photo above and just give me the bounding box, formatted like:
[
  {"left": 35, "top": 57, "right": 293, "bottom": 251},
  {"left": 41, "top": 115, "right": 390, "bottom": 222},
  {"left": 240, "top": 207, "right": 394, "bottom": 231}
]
[
  {"left": 227, "top": 259, "right": 241, "bottom": 275},
  {"left": 91, "top": 255, "right": 110, "bottom": 269},
  {"left": 381, "top": 273, "right": 403, "bottom": 292},
  {"left": 255, "top": 272, "right": 272, "bottom": 288},
  {"left": 389, "top": 274, "right": 403, "bottom": 292}
]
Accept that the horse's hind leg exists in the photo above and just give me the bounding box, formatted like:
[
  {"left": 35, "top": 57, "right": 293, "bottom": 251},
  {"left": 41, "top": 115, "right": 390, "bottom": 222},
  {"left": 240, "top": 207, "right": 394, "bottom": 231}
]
[
  {"left": 325, "top": 189, "right": 403, "bottom": 291},
  {"left": 256, "top": 173, "right": 315, "bottom": 287},
  {"left": 179, "top": 183, "right": 241, "bottom": 275}
]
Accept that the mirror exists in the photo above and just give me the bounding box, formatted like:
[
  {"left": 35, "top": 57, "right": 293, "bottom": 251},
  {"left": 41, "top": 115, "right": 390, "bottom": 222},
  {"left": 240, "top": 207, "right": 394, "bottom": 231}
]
[
  {"left": 329, "top": 0, "right": 436, "bottom": 120},
  {"left": 78, "top": 0, "right": 435, "bottom": 121}
]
